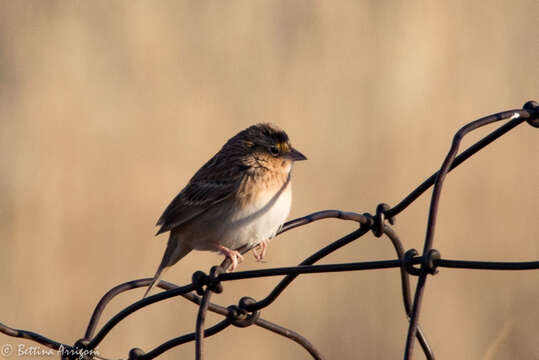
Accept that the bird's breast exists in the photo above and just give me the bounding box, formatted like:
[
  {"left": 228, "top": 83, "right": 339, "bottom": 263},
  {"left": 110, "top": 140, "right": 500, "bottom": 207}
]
[
  {"left": 184, "top": 169, "right": 293, "bottom": 252},
  {"left": 229, "top": 178, "right": 292, "bottom": 242}
]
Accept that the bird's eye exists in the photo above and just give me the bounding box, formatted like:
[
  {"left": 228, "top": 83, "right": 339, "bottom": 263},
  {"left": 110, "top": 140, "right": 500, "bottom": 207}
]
[{"left": 269, "top": 146, "right": 280, "bottom": 156}]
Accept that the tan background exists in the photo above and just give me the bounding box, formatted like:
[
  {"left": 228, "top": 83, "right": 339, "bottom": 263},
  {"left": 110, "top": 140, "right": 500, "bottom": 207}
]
[{"left": 0, "top": 1, "right": 538, "bottom": 359}]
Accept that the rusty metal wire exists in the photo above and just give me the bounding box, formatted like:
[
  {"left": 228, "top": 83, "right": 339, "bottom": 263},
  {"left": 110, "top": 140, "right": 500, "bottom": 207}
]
[{"left": 1, "top": 101, "right": 537, "bottom": 360}]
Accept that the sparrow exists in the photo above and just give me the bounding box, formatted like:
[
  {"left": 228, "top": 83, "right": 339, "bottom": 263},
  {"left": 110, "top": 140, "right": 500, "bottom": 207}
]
[{"left": 143, "top": 123, "right": 306, "bottom": 298}]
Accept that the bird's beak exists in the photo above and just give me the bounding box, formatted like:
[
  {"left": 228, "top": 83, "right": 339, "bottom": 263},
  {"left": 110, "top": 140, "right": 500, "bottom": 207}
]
[{"left": 287, "top": 147, "right": 307, "bottom": 161}]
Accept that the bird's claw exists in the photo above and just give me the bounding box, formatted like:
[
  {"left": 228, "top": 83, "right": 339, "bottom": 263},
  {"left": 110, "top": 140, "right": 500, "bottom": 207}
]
[
  {"left": 253, "top": 238, "right": 270, "bottom": 262},
  {"left": 217, "top": 245, "right": 244, "bottom": 271}
]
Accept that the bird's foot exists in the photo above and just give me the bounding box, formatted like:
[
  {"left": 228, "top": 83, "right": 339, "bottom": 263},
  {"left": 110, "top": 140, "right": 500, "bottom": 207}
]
[
  {"left": 217, "top": 245, "right": 244, "bottom": 271},
  {"left": 253, "top": 238, "right": 270, "bottom": 262}
]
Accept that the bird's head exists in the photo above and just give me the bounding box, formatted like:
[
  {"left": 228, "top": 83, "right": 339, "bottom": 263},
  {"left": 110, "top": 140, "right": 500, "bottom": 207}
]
[{"left": 230, "top": 123, "right": 307, "bottom": 168}]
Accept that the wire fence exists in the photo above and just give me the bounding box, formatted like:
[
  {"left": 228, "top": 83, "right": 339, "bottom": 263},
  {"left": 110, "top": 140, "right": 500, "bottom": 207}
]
[{"left": 1, "top": 100, "right": 538, "bottom": 360}]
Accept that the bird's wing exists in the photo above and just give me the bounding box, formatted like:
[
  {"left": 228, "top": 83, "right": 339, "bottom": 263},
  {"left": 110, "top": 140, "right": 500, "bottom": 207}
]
[{"left": 155, "top": 156, "right": 249, "bottom": 235}]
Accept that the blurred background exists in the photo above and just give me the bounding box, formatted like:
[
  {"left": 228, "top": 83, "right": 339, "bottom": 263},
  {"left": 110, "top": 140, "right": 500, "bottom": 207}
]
[{"left": 0, "top": 1, "right": 537, "bottom": 359}]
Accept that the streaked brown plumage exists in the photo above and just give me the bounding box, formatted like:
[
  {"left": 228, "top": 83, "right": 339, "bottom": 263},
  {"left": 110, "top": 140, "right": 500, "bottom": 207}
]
[{"left": 144, "top": 123, "right": 306, "bottom": 298}]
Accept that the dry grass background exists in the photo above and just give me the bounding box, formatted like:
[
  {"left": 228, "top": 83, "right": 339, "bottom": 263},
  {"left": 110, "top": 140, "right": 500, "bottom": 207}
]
[{"left": 0, "top": 1, "right": 538, "bottom": 359}]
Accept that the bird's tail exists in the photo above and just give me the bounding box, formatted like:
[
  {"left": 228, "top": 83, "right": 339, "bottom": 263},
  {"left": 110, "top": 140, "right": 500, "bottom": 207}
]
[
  {"left": 143, "top": 264, "right": 168, "bottom": 299},
  {"left": 143, "top": 233, "right": 192, "bottom": 299}
]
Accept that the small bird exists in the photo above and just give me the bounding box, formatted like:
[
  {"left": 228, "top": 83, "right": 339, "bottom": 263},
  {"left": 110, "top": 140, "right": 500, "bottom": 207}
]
[{"left": 143, "top": 123, "right": 306, "bottom": 298}]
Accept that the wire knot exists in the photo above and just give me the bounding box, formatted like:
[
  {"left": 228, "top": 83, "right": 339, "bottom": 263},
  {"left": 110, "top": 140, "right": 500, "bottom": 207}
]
[
  {"left": 128, "top": 348, "right": 145, "bottom": 360},
  {"left": 424, "top": 249, "right": 441, "bottom": 275},
  {"left": 61, "top": 339, "right": 94, "bottom": 360},
  {"left": 365, "top": 203, "right": 395, "bottom": 237},
  {"left": 227, "top": 297, "right": 260, "bottom": 328},
  {"left": 192, "top": 266, "right": 224, "bottom": 296},
  {"left": 523, "top": 100, "right": 539, "bottom": 128},
  {"left": 403, "top": 249, "right": 421, "bottom": 276},
  {"left": 403, "top": 248, "right": 440, "bottom": 276}
]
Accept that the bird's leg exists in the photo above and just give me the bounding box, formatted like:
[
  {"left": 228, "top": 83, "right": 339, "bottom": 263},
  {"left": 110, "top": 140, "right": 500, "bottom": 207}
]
[
  {"left": 253, "top": 238, "right": 270, "bottom": 261},
  {"left": 216, "top": 244, "right": 244, "bottom": 271}
]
